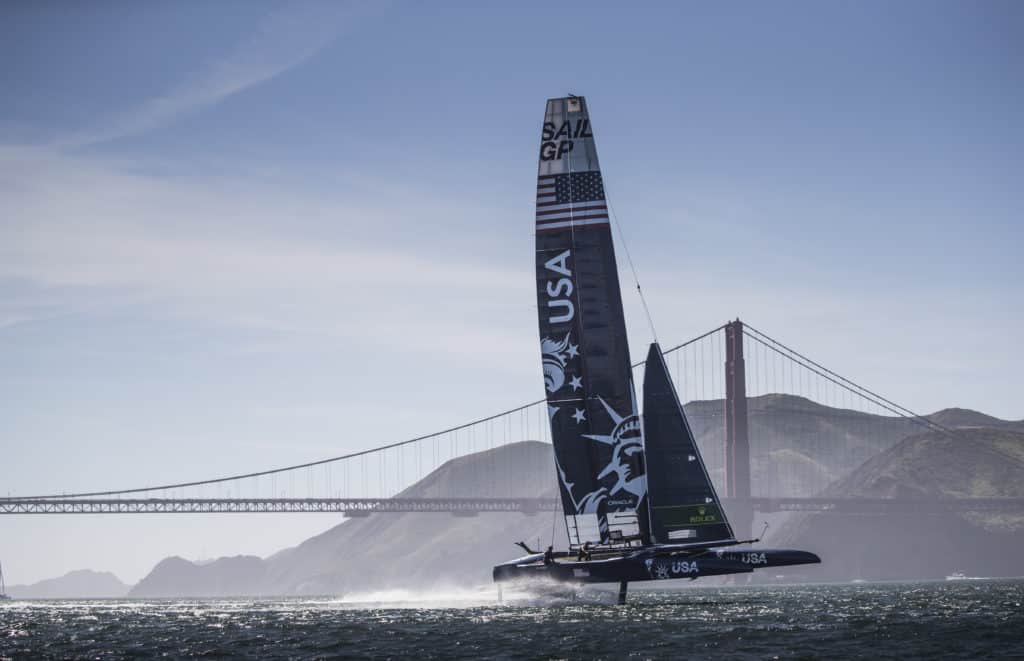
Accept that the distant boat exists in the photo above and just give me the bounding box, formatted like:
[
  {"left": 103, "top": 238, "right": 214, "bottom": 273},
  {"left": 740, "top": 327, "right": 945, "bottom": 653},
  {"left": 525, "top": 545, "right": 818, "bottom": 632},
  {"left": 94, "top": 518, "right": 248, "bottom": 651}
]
[
  {"left": 945, "top": 571, "right": 983, "bottom": 581},
  {"left": 0, "top": 561, "right": 10, "bottom": 600},
  {"left": 491, "top": 96, "right": 820, "bottom": 605}
]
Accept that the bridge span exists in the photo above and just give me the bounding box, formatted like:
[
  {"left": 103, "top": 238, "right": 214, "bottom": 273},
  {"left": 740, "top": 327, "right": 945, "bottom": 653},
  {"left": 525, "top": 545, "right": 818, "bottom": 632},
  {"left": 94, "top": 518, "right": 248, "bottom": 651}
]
[
  {"left": 7, "top": 321, "right": 1018, "bottom": 530},
  {"left": 3, "top": 497, "right": 1021, "bottom": 516}
]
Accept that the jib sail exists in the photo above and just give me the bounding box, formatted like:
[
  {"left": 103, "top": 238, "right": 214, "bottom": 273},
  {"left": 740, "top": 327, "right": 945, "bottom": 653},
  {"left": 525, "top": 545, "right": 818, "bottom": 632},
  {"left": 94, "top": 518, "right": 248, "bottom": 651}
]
[
  {"left": 642, "top": 343, "right": 735, "bottom": 545},
  {"left": 535, "top": 96, "right": 648, "bottom": 546}
]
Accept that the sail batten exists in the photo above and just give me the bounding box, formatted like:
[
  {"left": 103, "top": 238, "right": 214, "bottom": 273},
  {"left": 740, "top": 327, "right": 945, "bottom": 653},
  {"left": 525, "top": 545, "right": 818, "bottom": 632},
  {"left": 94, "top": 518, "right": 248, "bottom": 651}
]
[
  {"left": 642, "top": 343, "right": 736, "bottom": 545},
  {"left": 535, "top": 96, "right": 649, "bottom": 546}
]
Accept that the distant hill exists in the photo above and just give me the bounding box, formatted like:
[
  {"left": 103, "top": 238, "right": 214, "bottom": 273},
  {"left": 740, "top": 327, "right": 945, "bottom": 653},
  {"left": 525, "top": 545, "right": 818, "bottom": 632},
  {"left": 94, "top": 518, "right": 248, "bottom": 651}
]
[
  {"left": 128, "top": 401, "right": 1024, "bottom": 596},
  {"left": 689, "top": 394, "right": 925, "bottom": 497},
  {"left": 128, "top": 555, "right": 266, "bottom": 598},
  {"left": 263, "top": 440, "right": 567, "bottom": 595},
  {"left": 831, "top": 427, "right": 1024, "bottom": 502},
  {"left": 7, "top": 569, "right": 128, "bottom": 599},
  {"left": 689, "top": 395, "right": 1024, "bottom": 498},
  {"left": 773, "top": 427, "right": 1024, "bottom": 581},
  {"left": 926, "top": 407, "right": 1024, "bottom": 431},
  {"left": 130, "top": 441, "right": 566, "bottom": 597}
]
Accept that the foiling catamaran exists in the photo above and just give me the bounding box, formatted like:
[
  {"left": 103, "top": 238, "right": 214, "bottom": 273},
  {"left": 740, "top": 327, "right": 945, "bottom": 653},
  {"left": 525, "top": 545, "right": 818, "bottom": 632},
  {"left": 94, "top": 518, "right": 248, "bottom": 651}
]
[{"left": 492, "top": 96, "right": 820, "bottom": 604}]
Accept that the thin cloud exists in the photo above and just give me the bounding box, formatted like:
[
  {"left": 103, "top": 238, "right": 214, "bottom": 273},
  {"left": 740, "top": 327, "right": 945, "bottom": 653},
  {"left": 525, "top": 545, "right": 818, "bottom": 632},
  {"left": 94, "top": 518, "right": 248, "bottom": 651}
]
[
  {"left": 57, "top": 2, "right": 357, "bottom": 148},
  {"left": 0, "top": 144, "right": 534, "bottom": 370}
]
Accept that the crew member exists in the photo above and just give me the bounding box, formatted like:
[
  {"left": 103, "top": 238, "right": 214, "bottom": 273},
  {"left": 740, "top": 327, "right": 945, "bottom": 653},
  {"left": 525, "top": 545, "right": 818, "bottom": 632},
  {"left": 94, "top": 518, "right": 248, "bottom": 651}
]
[{"left": 543, "top": 546, "right": 554, "bottom": 565}]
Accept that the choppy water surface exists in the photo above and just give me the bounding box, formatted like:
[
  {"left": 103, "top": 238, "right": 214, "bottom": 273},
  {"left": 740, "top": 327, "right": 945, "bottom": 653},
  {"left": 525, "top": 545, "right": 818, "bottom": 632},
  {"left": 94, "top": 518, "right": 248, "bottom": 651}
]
[{"left": 2, "top": 580, "right": 1022, "bottom": 659}]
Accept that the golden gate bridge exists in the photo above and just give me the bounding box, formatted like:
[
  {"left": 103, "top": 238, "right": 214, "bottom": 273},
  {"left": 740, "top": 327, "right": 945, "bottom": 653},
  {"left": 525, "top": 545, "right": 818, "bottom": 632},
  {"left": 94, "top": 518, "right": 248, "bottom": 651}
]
[{"left": 3, "top": 320, "right": 1021, "bottom": 534}]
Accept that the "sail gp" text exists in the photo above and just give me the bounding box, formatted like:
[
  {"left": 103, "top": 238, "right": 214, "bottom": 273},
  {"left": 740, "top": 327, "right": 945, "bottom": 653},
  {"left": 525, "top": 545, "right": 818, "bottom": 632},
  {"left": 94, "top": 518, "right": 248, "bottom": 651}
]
[{"left": 539, "top": 119, "right": 593, "bottom": 161}]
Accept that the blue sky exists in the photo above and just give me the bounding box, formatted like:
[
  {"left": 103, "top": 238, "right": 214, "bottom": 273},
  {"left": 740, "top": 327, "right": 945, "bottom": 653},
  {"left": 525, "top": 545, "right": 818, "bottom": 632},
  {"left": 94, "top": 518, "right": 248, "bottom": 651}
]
[{"left": 1, "top": 1, "right": 1021, "bottom": 583}]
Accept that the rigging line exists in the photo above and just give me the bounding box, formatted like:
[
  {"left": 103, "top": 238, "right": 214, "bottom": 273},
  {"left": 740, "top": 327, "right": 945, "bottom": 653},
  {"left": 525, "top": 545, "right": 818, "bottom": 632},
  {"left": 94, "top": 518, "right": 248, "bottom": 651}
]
[
  {"left": 550, "top": 496, "right": 559, "bottom": 547},
  {"left": 582, "top": 99, "right": 657, "bottom": 343},
  {"left": 743, "top": 323, "right": 953, "bottom": 435},
  {"left": 606, "top": 196, "right": 658, "bottom": 344},
  {"left": 9, "top": 323, "right": 726, "bottom": 501},
  {"left": 562, "top": 100, "right": 594, "bottom": 410}
]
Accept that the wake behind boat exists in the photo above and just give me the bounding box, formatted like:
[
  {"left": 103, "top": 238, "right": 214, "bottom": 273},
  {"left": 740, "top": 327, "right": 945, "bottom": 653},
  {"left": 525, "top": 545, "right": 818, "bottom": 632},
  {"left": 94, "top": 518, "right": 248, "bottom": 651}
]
[{"left": 492, "top": 96, "right": 820, "bottom": 604}]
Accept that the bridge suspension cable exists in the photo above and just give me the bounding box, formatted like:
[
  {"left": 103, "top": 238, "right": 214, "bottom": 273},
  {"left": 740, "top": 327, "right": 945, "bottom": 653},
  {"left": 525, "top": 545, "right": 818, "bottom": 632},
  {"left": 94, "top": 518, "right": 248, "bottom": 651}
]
[
  {"left": 743, "top": 323, "right": 952, "bottom": 436},
  {"left": 8, "top": 320, "right": 967, "bottom": 512},
  {"left": 9, "top": 397, "right": 546, "bottom": 501},
  {"left": 12, "top": 323, "right": 729, "bottom": 501}
]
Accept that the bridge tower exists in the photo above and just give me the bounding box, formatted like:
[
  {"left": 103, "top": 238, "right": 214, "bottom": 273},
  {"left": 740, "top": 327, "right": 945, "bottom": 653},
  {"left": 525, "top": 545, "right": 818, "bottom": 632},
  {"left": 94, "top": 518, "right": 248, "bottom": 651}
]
[{"left": 724, "top": 319, "right": 753, "bottom": 538}]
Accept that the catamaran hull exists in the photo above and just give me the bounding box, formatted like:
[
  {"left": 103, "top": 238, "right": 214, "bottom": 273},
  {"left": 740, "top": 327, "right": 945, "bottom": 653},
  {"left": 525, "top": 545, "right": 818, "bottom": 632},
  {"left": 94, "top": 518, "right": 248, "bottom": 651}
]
[{"left": 493, "top": 548, "right": 820, "bottom": 585}]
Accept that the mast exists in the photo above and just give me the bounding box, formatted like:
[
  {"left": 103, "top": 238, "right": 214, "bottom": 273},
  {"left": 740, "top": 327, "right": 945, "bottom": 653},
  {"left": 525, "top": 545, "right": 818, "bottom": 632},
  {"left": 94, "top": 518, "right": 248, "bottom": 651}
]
[{"left": 535, "top": 96, "right": 649, "bottom": 547}]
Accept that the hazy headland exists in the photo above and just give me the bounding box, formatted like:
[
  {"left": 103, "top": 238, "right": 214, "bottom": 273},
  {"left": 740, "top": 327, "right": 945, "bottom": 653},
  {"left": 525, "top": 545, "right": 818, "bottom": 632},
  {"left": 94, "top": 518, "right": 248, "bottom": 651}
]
[{"left": 16, "top": 396, "right": 1024, "bottom": 598}]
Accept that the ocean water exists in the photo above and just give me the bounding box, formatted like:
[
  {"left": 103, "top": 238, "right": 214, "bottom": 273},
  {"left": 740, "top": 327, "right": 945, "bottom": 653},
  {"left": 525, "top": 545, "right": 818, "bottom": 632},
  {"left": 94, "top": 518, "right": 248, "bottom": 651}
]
[{"left": 2, "top": 580, "right": 1022, "bottom": 659}]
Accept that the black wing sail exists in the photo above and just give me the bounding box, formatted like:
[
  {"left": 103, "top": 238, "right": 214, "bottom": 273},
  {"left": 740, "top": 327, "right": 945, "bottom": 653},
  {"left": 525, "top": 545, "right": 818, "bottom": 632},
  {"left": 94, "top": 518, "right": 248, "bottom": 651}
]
[
  {"left": 535, "top": 96, "right": 648, "bottom": 547},
  {"left": 642, "top": 342, "right": 735, "bottom": 545}
]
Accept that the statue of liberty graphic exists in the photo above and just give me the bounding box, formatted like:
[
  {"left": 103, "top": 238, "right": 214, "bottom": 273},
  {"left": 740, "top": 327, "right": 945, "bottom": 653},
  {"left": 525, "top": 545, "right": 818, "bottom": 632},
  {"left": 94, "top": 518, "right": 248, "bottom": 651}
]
[{"left": 556, "top": 395, "right": 648, "bottom": 516}]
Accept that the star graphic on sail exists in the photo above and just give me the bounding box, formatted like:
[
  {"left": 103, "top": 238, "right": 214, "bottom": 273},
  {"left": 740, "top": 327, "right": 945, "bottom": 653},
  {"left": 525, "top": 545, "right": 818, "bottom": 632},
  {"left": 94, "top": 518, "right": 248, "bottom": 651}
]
[
  {"left": 572, "top": 408, "right": 586, "bottom": 424},
  {"left": 540, "top": 333, "right": 575, "bottom": 394},
  {"left": 569, "top": 375, "right": 583, "bottom": 391}
]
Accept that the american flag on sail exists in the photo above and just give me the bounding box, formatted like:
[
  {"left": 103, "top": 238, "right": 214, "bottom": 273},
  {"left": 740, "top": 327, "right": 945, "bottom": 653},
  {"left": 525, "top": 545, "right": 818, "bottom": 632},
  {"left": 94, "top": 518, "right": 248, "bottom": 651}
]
[{"left": 536, "top": 171, "right": 609, "bottom": 232}]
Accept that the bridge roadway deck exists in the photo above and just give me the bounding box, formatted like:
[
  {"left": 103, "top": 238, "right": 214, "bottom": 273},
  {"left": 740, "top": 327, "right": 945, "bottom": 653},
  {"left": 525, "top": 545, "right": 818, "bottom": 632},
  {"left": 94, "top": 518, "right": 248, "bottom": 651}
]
[{"left": 1, "top": 497, "right": 1022, "bottom": 515}]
